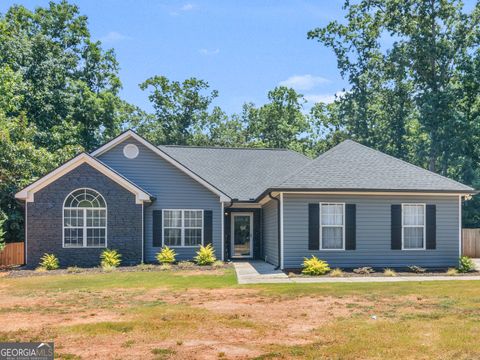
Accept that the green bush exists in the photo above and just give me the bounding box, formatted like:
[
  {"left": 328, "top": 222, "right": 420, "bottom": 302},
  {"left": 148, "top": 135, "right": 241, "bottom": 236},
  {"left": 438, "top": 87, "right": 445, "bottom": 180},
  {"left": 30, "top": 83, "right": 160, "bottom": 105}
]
[
  {"left": 301, "top": 256, "right": 330, "bottom": 276},
  {"left": 39, "top": 253, "right": 59, "bottom": 270},
  {"left": 156, "top": 246, "right": 177, "bottom": 264},
  {"left": 100, "top": 249, "right": 122, "bottom": 268},
  {"left": 458, "top": 256, "right": 475, "bottom": 273},
  {"left": 194, "top": 244, "right": 216, "bottom": 266}
]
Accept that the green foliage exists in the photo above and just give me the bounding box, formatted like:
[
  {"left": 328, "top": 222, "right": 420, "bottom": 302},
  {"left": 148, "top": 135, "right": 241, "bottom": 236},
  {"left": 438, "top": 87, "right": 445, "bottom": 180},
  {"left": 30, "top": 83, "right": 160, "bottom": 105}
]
[
  {"left": 155, "top": 246, "right": 177, "bottom": 264},
  {"left": 301, "top": 256, "right": 331, "bottom": 276},
  {"left": 408, "top": 265, "right": 427, "bottom": 274},
  {"left": 137, "top": 76, "right": 219, "bottom": 145},
  {"left": 194, "top": 244, "right": 217, "bottom": 266},
  {"left": 458, "top": 256, "right": 475, "bottom": 273},
  {"left": 39, "top": 253, "right": 59, "bottom": 270},
  {"left": 100, "top": 249, "right": 122, "bottom": 268}
]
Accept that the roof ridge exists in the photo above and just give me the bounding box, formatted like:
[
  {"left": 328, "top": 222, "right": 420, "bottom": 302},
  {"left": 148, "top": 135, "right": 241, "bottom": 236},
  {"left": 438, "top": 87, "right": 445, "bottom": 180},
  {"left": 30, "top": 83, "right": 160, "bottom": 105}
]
[
  {"left": 159, "top": 144, "right": 295, "bottom": 151},
  {"left": 346, "top": 140, "right": 473, "bottom": 190}
]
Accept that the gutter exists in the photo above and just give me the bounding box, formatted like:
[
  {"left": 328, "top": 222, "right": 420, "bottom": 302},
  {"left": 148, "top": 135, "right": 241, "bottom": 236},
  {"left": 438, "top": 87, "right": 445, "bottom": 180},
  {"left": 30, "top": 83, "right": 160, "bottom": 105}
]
[{"left": 268, "top": 192, "right": 281, "bottom": 270}]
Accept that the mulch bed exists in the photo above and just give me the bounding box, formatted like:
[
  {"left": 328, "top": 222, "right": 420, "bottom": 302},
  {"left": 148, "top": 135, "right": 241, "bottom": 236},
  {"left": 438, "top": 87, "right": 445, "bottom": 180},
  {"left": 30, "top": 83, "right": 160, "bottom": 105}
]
[
  {"left": 0, "top": 262, "right": 232, "bottom": 278},
  {"left": 287, "top": 269, "right": 480, "bottom": 278}
]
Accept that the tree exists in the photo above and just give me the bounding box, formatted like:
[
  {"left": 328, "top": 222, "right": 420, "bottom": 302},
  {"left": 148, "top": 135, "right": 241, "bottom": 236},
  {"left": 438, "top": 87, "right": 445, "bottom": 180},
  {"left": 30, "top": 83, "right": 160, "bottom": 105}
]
[
  {"left": 308, "top": 0, "right": 480, "bottom": 174},
  {"left": 244, "top": 87, "right": 313, "bottom": 152},
  {"left": 0, "top": 1, "right": 127, "bottom": 151},
  {"left": 138, "top": 76, "right": 219, "bottom": 145}
]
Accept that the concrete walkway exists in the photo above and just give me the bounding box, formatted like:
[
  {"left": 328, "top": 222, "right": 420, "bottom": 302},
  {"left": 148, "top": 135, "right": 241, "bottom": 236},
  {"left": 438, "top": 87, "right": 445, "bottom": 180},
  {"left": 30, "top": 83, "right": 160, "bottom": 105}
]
[{"left": 233, "top": 261, "right": 480, "bottom": 284}]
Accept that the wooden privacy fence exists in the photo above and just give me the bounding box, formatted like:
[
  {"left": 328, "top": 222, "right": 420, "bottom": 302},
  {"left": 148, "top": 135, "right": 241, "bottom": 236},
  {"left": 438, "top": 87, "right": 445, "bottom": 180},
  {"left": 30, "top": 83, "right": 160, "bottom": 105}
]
[
  {"left": 462, "top": 229, "right": 480, "bottom": 258},
  {"left": 0, "top": 242, "right": 25, "bottom": 266}
]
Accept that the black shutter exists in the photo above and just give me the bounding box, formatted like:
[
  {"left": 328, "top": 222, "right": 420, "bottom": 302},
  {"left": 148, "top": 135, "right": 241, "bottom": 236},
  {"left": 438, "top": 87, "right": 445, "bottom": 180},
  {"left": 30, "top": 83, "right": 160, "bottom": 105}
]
[
  {"left": 391, "top": 205, "right": 402, "bottom": 250},
  {"left": 204, "top": 210, "right": 213, "bottom": 246},
  {"left": 308, "top": 204, "right": 320, "bottom": 250},
  {"left": 426, "top": 205, "right": 436, "bottom": 249},
  {"left": 152, "top": 210, "right": 162, "bottom": 247},
  {"left": 345, "top": 204, "right": 356, "bottom": 250}
]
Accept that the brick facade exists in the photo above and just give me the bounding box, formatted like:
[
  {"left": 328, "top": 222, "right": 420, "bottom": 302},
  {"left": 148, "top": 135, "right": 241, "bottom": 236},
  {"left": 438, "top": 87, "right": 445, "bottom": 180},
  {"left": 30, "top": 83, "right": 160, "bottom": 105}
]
[{"left": 26, "top": 163, "right": 143, "bottom": 268}]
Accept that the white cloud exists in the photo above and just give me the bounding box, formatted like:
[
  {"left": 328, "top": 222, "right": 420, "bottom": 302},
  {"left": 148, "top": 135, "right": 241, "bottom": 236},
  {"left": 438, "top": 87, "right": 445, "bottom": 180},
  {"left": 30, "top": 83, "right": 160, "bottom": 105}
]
[
  {"left": 279, "top": 74, "right": 330, "bottom": 91},
  {"left": 100, "top": 31, "right": 131, "bottom": 43},
  {"left": 304, "top": 91, "right": 346, "bottom": 104},
  {"left": 180, "top": 3, "right": 194, "bottom": 11},
  {"left": 199, "top": 48, "right": 220, "bottom": 56}
]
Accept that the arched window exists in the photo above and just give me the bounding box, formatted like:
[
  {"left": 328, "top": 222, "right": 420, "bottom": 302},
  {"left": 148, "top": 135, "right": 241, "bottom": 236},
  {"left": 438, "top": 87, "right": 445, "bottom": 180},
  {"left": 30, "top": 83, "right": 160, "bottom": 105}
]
[{"left": 63, "top": 188, "right": 107, "bottom": 248}]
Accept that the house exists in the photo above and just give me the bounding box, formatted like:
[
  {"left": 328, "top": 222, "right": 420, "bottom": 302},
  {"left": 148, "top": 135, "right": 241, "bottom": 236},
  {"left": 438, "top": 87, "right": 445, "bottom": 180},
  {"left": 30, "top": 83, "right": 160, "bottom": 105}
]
[{"left": 15, "top": 130, "right": 476, "bottom": 269}]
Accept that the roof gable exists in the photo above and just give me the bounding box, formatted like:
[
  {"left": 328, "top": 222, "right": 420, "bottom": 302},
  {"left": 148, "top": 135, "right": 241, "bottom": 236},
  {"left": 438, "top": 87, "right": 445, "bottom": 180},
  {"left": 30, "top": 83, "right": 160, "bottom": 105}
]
[
  {"left": 90, "top": 130, "right": 230, "bottom": 201},
  {"left": 275, "top": 140, "right": 474, "bottom": 193},
  {"left": 15, "top": 153, "right": 152, "bottom": 204}
]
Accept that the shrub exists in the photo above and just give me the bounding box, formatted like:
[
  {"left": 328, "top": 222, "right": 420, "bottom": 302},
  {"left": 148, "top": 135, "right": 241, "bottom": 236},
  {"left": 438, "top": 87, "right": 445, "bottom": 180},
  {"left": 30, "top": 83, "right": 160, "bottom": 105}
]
[
  {"left": 383, "top": 268, "right": 397, "bottom": 277},
  {"left": 194, "top": 244, "right": 216, "bottom": 266},
  {"left": 329, "top": 268, "right": 344, "bottom": 277},
  {"left": 100, "top": 249, "right": 121, "bottom": 268},
  {"left": 39, "top": 253, "right": 59, "bottom": 270},
  {"left": 458, "top": 256, "right": 475, "bottom": 273},
  {"left": 408, "top": 265, "right": 426, "bottom": 274},
  {"left": 301, "top": 256, "right": 330, "bottom": 276},
  {"left": 353, "top": 267, "right": 375, "bottom": 274},
  {"left": 156, "top": 246, "right": 177, "bottom": 264},
  {"left": 447, "top": 268, "right": 459, "bottom": 276}
]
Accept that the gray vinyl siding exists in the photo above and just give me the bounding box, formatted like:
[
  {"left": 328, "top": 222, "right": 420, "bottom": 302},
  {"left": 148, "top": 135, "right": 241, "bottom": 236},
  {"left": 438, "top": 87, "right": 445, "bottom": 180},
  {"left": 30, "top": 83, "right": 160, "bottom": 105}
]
[
  {"left": 262, "top": 199, "right": 279, "bottom": 266},
  {"left": 98, "top": 139, "right": 222, "bottom": 262},
  {"left": 283, "top": 193, "right": 460, "bottom": 269}
]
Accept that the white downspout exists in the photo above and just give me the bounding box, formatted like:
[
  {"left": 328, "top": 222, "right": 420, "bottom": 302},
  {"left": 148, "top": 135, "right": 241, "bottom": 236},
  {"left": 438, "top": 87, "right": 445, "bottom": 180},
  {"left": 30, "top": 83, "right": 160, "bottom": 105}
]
[
  {"left": 459, "top": 195, "right": 462, "bottom": 258},
  {"left": 221, "top": 201, "right": 225, "bottom": 261}
]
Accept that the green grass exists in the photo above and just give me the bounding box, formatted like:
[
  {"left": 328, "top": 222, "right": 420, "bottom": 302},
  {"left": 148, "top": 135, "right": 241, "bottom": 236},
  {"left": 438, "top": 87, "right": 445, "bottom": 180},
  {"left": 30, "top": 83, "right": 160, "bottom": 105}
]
[{"left": 5, "top": 267, "right": 237, "bottom": 295}]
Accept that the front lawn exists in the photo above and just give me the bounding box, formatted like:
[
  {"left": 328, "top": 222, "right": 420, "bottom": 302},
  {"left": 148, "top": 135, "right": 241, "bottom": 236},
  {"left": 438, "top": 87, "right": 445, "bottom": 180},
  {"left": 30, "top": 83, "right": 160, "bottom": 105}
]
[{"left": 1, "top": 267, "right": 480, "bottom": 359}]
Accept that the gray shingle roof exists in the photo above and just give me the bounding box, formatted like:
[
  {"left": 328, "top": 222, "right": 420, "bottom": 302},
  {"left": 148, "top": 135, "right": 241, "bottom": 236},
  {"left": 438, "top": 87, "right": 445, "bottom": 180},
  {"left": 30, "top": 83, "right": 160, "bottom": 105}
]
[
  {"left": 274, "top": 140, "right": 474, "bottom": 193},
  {"left": 158, "top": 145, "right": 312, "bottom": 200}
]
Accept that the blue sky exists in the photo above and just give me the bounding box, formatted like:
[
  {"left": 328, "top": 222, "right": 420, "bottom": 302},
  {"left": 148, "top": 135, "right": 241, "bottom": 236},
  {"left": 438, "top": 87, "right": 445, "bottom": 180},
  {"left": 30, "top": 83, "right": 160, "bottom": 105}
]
[{"left": 2, "top": 1, "right": 476, "bottom": 115}]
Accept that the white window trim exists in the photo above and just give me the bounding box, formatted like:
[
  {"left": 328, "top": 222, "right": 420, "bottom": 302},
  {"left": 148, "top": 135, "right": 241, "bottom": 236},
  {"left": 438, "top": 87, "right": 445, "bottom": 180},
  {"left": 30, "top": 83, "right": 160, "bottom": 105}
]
[
  {"left": 401, "top": 203, "right": 426, "bottom": 251},
  {"left": 162, "top": 209, "right": 204, "bottom": 248},
  {"left": 62, "top": 188, "right": 108, "bottom": 249},
  {"left": 319, "top": 202, "right": 345, "bottom": 251}
]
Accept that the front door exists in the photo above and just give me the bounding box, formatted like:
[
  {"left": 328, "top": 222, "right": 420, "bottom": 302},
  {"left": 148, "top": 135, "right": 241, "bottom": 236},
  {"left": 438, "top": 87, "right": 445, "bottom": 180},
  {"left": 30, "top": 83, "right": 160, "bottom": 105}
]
[{"left": 231, "top": 213, "right": 253, "bottom": 258}]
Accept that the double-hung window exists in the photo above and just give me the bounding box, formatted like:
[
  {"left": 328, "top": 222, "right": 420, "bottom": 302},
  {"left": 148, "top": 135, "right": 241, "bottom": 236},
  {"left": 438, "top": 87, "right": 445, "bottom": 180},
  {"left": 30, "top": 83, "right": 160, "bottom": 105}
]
[
  {"left": 320, "top": 203, "right": 345, "bottom": 250},
  {"left": 402, "top": 204, "right": 425, "bottom": 250},
  {"left": 163, "top": 210, "right": 203, "bottom": 247}
]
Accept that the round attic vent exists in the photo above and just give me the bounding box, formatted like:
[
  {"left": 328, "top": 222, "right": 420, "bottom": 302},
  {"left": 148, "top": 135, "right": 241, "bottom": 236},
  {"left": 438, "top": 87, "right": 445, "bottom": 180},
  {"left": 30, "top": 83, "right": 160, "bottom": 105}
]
[{"left": 123, "top": 143, "right": 139, "bottom": 159}]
